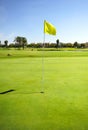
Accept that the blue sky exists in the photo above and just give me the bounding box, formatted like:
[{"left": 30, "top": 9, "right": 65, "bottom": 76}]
[{"left": 0, "top": 0, "right": 88, "bottom": 44}]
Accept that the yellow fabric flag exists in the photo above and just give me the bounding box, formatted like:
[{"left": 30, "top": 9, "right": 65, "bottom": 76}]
[{"left": 44, "top": 20, "right": 56, "bottom": 35}]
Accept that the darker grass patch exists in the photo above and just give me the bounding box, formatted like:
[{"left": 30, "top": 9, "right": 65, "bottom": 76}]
[
  {"left": 40, "top": 91, "right": 44, "bottom": 94},
  {"left": 7, "top": 53, "right": 12, "bottom": 56},
  {"left": 0, "top": 89, "right": 15, "bottom": 94}
]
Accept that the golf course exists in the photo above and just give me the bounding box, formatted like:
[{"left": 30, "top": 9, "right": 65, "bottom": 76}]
[{"left": 0, "top": 49, "right": 88, "bottom": 130}]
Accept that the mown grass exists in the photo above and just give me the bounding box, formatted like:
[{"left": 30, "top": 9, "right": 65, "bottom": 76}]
[
  {"left": 0, "top": 48, "right": 88, "bottom": 58},
  {"left": 0, "top": 50, "right": 88, "bottom": 130}
]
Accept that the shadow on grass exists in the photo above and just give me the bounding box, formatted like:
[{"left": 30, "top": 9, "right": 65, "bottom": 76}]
[
  {"left": 0, "top": 90, "right": 44, "bottom": 95},
  {"left": 14, "top": 91, "right": 44, "bottom": 94},
  {"left": 0, "top": 89, "right": 15, "bottom": 94}
]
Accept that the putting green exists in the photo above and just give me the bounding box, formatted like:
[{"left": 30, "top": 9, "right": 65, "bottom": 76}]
[{"left": 0, "top": 56, "right": 88, "bottom": 130}]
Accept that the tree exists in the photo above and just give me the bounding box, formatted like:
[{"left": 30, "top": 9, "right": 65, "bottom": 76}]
[
  {"left": 14, "top": 36, "right": 27, "bottom": 49},
  {"left": 22, "top": 37, "right": 28, "bottom": 49},
  {"left": 65, "top": 43, "right": 73, "bottom": 48},
  {"left": 80, "top": 43, "right": 85, "bottom": 48},
  {"left": 73, "top": 42, "right": 78, "bottom": 48},
  {"left": 4, "top": 40, "right": 8, "bottom": 48},
  {"left": 56, "top": 39, "right": 59, "bottom": 48},
  {"left": 49, "top": 43, "right": 56, "bottom": 48},
  {"left": 9, "top": 43, "right": 15, "bottom": 48},
  {"left": 0, "top": 41, "right": 1, "bottom": 47}
]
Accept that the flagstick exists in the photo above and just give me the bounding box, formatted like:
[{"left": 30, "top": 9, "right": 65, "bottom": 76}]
[
  {"left": 41, "top": 32, "right": 45, "bottom": 93},
  {"left": 40, "top": 20, "right": 56, "bottom": 93}
]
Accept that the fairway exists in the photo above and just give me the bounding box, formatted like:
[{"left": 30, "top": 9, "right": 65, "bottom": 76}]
[{"left": 0, "top": 55, "right": 88, "bottom": 130}]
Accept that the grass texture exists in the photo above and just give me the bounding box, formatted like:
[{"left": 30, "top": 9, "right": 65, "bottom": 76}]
[{"left": 0, "top": 50, "right": 88, "bottom": 130}]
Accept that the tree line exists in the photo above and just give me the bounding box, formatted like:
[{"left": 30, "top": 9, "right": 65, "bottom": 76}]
[{"left": 0, "top": 36, "right": 88, "bottom": 49}]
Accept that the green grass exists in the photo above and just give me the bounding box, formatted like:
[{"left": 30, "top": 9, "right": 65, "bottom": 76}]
[
  {"left": 0, "top": 50, "right": 88, "bottom": 130},
  {"left": 1, "top": 49, "right": 88, "bottom": 58}
]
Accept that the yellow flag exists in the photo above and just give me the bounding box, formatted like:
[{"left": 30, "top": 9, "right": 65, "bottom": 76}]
[{"left": 44, "top": 20, "right": 56, "bottom": 35}]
